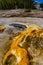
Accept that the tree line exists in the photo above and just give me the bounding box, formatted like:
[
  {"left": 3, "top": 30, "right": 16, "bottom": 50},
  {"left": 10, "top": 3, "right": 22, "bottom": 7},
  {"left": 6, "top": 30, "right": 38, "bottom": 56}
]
[
  {"left": 0, "top": 0, "right": 32, "bottom": 10},
  {"left": 0, "top": 0, "right": 43, "bottom": 10},
  {"left": 40, "top": 3, "right": 43, "bottom": 10}
]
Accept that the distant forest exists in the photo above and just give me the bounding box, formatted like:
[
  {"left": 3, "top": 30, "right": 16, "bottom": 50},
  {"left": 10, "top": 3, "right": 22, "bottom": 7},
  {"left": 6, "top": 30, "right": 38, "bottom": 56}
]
[
  {"left": 0, "top": 0, "right": 43, "bottom": 10},
  {"left": 0, "top": 0, "right": 32, "bottom": 10}
]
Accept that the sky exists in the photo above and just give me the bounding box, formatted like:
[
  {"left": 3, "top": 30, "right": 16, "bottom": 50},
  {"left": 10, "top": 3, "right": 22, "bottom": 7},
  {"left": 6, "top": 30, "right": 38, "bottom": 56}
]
[{"left": 35, "top": 0, "right": 43, "bottom": 3}]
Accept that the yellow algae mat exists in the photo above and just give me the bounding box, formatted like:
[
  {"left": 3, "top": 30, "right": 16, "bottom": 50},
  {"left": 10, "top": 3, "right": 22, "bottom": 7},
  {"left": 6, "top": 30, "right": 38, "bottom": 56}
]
[{"left": 0, "top": 24, "right": 43, "bottom": 65}]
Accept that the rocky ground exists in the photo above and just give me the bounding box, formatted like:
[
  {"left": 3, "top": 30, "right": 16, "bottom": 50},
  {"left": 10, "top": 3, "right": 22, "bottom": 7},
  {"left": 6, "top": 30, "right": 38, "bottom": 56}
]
[
  {"left": 0, "top": 10, "right": 43, "bottom": 65},
  {"left": 0, "top": 9, "right": 43, "bottom": 18}
]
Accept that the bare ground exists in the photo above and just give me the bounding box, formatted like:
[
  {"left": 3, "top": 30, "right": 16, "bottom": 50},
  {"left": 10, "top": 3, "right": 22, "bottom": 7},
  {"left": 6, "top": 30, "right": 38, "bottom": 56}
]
[
  {"left": 0, "top": 17, "right": 43, "bottom": 28},
  {"left": 0, "top": 9, "right": 43, "bottom": 18}
]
